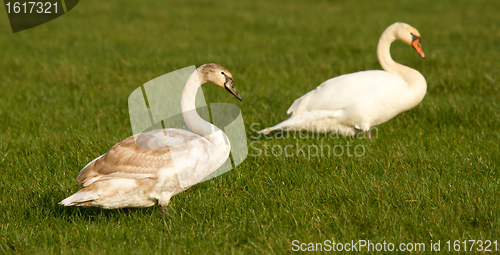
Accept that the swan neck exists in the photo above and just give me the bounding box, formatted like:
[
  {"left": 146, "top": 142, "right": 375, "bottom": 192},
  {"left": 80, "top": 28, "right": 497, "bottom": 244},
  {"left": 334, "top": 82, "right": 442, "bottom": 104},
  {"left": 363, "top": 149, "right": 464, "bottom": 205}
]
[
  {"left": 377, "top": 26, "right": 426, "bottom": 83},
  {"left": 376, "top": 25, "right": 427, "bottom": 103},
  {"left": 180, "top": 71, "right": 217, "bottom": 137},
  {"left": 377, "top": 29, "right": 400, "bottom": 75}
]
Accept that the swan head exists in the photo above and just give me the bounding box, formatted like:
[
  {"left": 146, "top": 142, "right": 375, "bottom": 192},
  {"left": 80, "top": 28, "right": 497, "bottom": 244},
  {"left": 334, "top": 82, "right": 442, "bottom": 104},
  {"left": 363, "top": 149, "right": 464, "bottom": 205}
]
[
  {"left": 393, "top": 22, "right": 425, "bottom": 59},
  {"left": 197, "top": 63, "right": 242, "bottom": 101}
]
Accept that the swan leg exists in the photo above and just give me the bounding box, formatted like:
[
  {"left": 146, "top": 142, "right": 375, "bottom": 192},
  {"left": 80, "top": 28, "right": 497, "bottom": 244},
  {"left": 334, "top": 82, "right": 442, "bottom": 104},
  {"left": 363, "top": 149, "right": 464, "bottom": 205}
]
[
  {"left": 366, "top": 131, "right": 372, "bottom": 140},
  {"left": 161, "top": 205, "right": 169, "bottom": 215},
  {"left": 156, "top": 192, "right": 172, "bottom": 215}
]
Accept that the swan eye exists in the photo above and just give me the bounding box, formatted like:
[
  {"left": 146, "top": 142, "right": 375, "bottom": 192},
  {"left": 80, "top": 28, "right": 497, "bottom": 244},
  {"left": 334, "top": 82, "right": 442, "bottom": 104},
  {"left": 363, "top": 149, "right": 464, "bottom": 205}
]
[{"left": 411, "top": 33, "right": 421, "bottom": 43}]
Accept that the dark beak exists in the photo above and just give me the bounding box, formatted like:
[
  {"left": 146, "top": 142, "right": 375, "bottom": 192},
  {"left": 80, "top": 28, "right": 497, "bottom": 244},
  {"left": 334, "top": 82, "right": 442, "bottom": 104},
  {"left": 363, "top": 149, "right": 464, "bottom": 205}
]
[{"left": 224, "top": 78, "right": 242, "bottom": 101}]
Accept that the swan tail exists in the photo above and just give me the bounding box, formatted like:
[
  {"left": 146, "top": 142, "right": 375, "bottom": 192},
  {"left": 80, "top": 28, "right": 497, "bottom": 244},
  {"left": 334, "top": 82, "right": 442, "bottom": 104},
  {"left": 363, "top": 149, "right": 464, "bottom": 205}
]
[
  {"left": 258, "top": 126, "right": 280, "bottom": 134},
  {"left": 258, "top": 118, "right": 299, "bottom": 134},
  {"left": 258, "top": 110, "right": 347, "bottom": 134},
  {"left": 259, "top": 89, "right": 317, "bottom": 134},
  {"left": 59, "top": 191, "right": 97, "bottom": 207}
]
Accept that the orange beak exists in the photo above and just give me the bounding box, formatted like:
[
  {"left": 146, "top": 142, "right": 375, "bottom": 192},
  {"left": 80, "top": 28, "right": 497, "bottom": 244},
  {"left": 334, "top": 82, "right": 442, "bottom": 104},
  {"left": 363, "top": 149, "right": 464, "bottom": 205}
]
[{"left": 411, "top": 38, "right": 425, "bottom": 59}]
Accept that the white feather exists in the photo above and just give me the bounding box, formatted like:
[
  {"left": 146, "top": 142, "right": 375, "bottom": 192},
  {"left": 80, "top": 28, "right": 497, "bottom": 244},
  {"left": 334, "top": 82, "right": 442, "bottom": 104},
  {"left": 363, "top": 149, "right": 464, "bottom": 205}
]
[{"left": 259, "top": 22, "right": 427, "bottom": 136}]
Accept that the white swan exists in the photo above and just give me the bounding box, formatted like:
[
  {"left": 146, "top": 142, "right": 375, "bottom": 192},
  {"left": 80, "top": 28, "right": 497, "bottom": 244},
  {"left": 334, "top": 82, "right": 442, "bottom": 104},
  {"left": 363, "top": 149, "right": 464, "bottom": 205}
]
[
  {"left": 60, "top": 63, "right": 242, "bottom": 212},
  {"left": 259, "top": 22, "right": 427, "bottom": 139}
]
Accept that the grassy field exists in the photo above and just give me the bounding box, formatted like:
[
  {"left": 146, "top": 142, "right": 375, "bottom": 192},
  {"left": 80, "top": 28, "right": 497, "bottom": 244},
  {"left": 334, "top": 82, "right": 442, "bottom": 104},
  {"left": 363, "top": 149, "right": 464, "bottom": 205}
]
[{"left": 1, "top": 0, "right": 499, "bottom": 253}]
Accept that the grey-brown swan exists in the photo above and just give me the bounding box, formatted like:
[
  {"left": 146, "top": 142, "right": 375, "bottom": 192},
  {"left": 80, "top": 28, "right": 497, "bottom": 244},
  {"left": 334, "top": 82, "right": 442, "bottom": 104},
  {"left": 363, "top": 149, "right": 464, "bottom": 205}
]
[{"left": 60, "top": 64, "right": 241, "bottom": 212}]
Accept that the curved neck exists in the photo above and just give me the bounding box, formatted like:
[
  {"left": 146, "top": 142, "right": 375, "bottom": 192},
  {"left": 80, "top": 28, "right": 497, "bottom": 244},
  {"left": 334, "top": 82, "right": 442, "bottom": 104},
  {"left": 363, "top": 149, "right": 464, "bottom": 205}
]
[
  {"left": 377, "top": 26, "right": 427, "bottom": 99},
  {"left": 377, "top": 28, "right": 411, "bottom": 77},
  {"left": 180, "top": 71, "right": 220, "bottom": 138}
]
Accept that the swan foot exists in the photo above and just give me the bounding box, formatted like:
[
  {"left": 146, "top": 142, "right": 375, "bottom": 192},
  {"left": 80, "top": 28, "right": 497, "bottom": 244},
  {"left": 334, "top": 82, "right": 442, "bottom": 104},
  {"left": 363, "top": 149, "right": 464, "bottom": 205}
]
[{"left": 161, "top": 205, "right": 169, "bottom": 215}]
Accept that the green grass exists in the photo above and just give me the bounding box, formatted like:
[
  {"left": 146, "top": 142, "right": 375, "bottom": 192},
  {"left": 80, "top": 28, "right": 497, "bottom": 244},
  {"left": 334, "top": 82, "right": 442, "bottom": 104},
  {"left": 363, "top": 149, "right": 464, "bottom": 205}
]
[{"left": 1, "top": 0, "right": 499, "bottom": 253}]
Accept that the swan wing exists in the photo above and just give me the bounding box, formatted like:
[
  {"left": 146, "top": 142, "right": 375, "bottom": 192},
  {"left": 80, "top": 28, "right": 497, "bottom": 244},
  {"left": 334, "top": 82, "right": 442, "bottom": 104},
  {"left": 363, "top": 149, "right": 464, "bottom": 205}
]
[
  {"left": 75, "top": 129, "right": 218, "bottom": 188},
  {"left": 287, "top": 89, "right": 318, "bottom": 115},
  {"left": 288, "top": 70, "right": 406, "bottom": 116}
]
